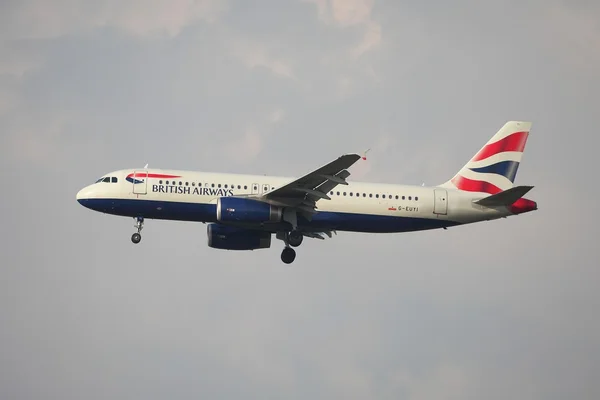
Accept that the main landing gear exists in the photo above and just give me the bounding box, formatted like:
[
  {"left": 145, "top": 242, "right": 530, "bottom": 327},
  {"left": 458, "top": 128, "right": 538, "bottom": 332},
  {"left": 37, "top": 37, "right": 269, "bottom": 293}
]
[
  {"left": 279, "top": 230, "right": 303, "bottom": 264},
  {"left": 131, "top": 217, "right": 144, "bottom": 244},
  {"left": 288, "top": 230, "right": 303, "bottom": 247},
  {"left": 281, "top": 247, "right": 296, "bottom": 264}
]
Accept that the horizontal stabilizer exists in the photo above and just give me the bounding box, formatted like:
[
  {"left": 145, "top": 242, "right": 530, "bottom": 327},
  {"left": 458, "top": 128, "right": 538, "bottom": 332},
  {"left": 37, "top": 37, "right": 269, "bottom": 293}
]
[{"left": 474, "top": 185, "right": 534, "bottom": 207}]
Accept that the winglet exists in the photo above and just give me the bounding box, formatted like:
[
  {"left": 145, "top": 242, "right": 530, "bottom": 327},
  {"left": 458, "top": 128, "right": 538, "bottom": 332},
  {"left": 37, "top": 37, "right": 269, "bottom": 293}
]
[{"left": 362, "top": 148, "right": 371, "bottom": 161}]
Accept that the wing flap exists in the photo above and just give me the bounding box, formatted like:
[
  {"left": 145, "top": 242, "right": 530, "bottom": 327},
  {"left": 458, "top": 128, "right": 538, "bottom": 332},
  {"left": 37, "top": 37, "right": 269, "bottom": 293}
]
[{"left": 302, "top": 230, "right": 336, "bottom": 240}]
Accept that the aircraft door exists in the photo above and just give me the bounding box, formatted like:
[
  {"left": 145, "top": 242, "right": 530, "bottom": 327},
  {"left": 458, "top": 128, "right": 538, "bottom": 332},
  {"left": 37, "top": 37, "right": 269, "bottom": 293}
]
[
  {"left": 132, "top": 170, "right": 148, "bottom": 195},
  {"left": 433, "top": 189, "right": 448, "bottom": 215}
]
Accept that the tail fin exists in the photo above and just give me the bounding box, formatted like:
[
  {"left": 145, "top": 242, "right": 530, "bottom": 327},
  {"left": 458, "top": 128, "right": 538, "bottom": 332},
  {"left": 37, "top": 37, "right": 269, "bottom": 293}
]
[{"left": 440, "top": 121, "right": 532, "bottom": 194}]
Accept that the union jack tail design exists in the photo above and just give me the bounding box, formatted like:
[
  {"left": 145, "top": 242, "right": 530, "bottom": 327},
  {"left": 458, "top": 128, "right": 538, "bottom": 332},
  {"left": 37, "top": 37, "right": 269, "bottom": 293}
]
[{"left": 440, "top": 121, "right": 532, "bottom": 194}]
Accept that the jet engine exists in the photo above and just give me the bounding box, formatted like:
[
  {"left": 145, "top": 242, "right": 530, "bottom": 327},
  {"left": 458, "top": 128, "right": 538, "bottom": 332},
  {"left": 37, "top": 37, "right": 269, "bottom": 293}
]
[
  {"left": 216, "top": 197, "right": 283, "bottom": 224},
  {"left": 207, "top": 223, "right": 271, "bottom": 250}
]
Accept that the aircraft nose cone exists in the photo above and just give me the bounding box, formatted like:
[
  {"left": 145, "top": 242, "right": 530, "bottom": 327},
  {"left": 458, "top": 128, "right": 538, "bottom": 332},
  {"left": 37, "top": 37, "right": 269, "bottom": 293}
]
[{"left": 76, "top": 186, "right": 91, "bottom": 206}]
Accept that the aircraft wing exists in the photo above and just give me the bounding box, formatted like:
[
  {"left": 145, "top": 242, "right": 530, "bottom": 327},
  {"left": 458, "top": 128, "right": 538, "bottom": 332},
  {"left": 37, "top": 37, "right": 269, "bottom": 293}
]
[{"left": 261, "top": 153, "right": 361, "bottom": 216}]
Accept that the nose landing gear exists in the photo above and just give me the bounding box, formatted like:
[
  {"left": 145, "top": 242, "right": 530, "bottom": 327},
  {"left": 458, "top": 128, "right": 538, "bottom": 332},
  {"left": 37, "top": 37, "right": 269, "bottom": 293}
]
[{"left": 131, "top": 217, "right": 144, "bottom": 244}]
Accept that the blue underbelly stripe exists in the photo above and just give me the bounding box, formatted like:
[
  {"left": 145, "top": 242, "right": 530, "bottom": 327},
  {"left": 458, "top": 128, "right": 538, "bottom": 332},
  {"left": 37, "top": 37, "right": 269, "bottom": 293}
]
[{"left": 78, "top": 198, "right": 459, "bottom": 233}]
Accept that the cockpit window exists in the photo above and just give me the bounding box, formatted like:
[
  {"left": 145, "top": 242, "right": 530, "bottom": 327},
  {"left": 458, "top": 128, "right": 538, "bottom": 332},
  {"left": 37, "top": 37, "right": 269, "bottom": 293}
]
[
  {"left": 95, "top": 178, "right": 104, "bottom": 183},
  {"left": 102, "top": 177, "right": 110, "bottom": 183},
  {"left": 111, "top": 177, "right": 117, "bottom": 183}
]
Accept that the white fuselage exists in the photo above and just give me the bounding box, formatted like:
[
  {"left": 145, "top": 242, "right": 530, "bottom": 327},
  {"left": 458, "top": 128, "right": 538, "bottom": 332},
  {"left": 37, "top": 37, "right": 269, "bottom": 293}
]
[
  {"left": 76, "top": 168, "right": 517, "bottom": 233},
  {"left": 75, "top": 121, "right": 537, "bottom": 263}
]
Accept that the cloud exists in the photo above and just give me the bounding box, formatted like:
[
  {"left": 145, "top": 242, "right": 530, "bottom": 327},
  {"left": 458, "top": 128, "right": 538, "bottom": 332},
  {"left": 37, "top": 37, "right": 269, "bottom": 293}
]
[
  {"left": 302, "top": 0, "right": 328, "bottom": 21},
  {"left": 352, "top": 20, "right": 382, "bottom": 57},
  {"left": 0, "top": 0, "right": 228, "bottom": 40},
  {"left": 267, "top": 108, "right": 286, "bottom": 124},
  {"left": 228, "top": 127, "right": 263, "bottom": 163},
  {"left": 230, "top": 38, "right": 296, "bottom": 79},
  {"left": 223, "top": 108, "right": 286, "bottom": 164},
  {"left": 330, "top": 0, "right": 375, "bottom": 27},
  {"left": 304, "top": 0, "right": 381, "bottom": 56}
]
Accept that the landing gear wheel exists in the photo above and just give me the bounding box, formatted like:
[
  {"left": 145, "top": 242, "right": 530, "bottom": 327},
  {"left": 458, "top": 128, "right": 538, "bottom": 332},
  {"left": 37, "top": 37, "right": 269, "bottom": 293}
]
[
  {"left": 131, "top": 232, "right": 142, "bottom": 244},
  {"left": 131, "top": 217, "right": 144, "bottom": 244},
  {"left": 281, "top": 247, "right": 296, "bottom": 264},
  {"left": 288, "top": 230, "right": 303, "bottom": 247}
]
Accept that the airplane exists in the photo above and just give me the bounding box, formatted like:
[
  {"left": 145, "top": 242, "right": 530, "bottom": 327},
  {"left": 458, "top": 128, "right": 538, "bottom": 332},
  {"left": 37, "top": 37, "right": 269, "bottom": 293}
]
[{"left": 76, "top": 121, "right": 537, "bottom": 264}]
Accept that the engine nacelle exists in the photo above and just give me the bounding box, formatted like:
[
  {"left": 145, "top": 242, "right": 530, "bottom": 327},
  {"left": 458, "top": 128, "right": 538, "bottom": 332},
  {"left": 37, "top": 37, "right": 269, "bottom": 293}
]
[
  {"left": 207, "top": 224, "right": 271, "bottom": 250},
  {"left": 216, "top": 197, "right": 283, "bottom": 224}
]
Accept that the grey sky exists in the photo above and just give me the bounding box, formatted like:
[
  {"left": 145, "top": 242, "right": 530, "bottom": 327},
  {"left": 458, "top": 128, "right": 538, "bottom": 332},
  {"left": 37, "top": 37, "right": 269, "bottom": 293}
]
[{"left": 1, "top": 0, "right": 598, "bottom": 399}]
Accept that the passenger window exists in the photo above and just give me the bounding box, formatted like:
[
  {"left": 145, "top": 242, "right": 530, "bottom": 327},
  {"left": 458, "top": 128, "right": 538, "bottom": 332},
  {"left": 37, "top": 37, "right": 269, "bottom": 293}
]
[
  {"left": 185, "top": 182, "right": 189, "bottom": 186},
  {"left": 408, "top": 196, "right": 412, "bottom": 200},
  {"left": 192, "top": 182, "right": 195, "bottom": 186},
  {"left": 349, "top": 192, "right": 353, "bottom": 196},
  {"left": 237, "top": 185, "right": 241, "bottom": 189},
  {"left": 402, "top": 196, "right": 405, "bottom": 200},
  {"left": 369, "top": 194, "right": 372, "bottom": 198},
  {"left": 211, "top": 184, "right": 215, "bottom": 188},
  {"left": 375, "top": 194, "right": 379, "bottom": 198},
  {"left": 395, "top": 195, "right": 398, "bottom": 199},
  {"left": 244, "top": 185, "right": 248, "bottom": 190},
  {"left": 198, "top": 183, "right": 202, "bottom": 187},
  {"left": 415, "top": 196, "right": 419, "bottom": 201}
]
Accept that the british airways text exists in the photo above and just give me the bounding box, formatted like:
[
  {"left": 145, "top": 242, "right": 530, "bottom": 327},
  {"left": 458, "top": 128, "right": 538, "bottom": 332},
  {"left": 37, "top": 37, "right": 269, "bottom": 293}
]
[{"left": 152, "top": 184, "right": 234, "bottom": 196}]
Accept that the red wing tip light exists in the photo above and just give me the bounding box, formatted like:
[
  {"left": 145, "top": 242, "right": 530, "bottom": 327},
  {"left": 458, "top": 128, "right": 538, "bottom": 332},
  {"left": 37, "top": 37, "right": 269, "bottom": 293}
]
[{"left": 362, "top": 148, "right": 371, "bottom": 160}]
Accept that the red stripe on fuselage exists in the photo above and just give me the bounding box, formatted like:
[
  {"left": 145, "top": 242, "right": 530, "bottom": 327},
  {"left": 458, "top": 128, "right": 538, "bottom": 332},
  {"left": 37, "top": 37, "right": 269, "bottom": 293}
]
[
  {"left": 472, "top": 131, "right": 529, "bottom": 162},
  {"left": 127, "top": 173, "right": 181, "bottom": 179}
]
